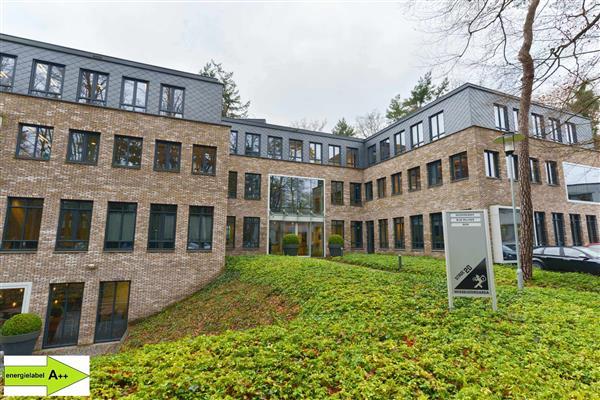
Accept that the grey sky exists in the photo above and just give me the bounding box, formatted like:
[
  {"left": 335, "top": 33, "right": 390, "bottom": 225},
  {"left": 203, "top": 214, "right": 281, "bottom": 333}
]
[{"left": 1, "top": 1, "right": 452, "bottom": 130}]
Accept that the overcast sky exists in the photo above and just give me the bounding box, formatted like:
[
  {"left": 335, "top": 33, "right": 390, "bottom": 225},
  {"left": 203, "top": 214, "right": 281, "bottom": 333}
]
[{"left": 1, "top": 1, "right": 467, "bottom": 130}]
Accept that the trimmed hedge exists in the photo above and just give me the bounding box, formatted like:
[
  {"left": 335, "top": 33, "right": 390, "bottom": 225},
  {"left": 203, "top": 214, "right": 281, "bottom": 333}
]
[
  {"left": 282, "top": 234, "right": 300, "bottom": 246},
  {"left": 328, "top": 234, "right": 344, "bottom": 246},
  {"left": 1, "top": 313, "right": 42, "bottom": 336}
]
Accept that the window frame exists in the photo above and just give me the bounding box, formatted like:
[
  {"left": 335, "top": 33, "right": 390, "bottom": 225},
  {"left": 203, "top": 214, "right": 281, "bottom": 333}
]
[
  {"left": 331, "top": 220, "right": 344, "bottom": 239},
  {"left": 377, "top": 177, "right": 386, "bottom": 198},
  {"left": 378, "top": 219, "right": 389, "bottom": 249},
  {"left": 545, "top": 160, "right": 559, "bottom": 186},
  {"left": 394, "top": 131, "right": 406, "bottom": 155},
  {"left": 29, "top": 59, "right": 65, "bottom": 98},
  {"left": 226, "top": 216, "right": 236, "bottom": 248},
  {"left": 43, "top": 282, "right": 85, "bottom": 348},
  {"left": 552, "top": 212, "right": 566, "bottom": 246},
  {"left": 351, "top": 221, "right": 363, "bottom": 248},
  {"left": 410, "top": 122, "right": 424, "bottom": 148},
  {"left": 77, "top": 69, "right": 109, "bottom": 106},
  {"left": 350, "top": 182, "right": 362, "bottom": 206},
  {"left": 267, "top": 136, "right": 283, "bottom": 159},
  {"left": 243, "top": 217, "right": 260, "bottom": 249},
  {"left": 244, "top": 173, "right": 261, "bottom": 200},
  {"left": 228, "top": 171, "right": 238, "bottom": 199},
  {"left": 66, "top": 130, "right": 100, "bottom": 165},
  {"left": 565, "top": 122, "right": 577, "bottom": 144},
  {"left": 104, "top": 202, "right": 137, "bottom": 251},
  {"left": 569, "top": 214, "right": 583, "bottom": 246},
  {"left": 309, "top": 142, "right": 322, "bottom": 164},
  {"left": 529, "top": 157, "right": 541, "bottom": 184},
  {"left": 289, "top": 139, "right": 303, "bottom": 162},
  {"left": 55, "top": 200, "right": 93, "bottom": 252},
  {"left": 586, "top": 215, "right": 599, "bottom": 243},
  {"left": 328, "top": 144, "right": 341, "bottom": 165},
  {"left": 408, "top": 166, "right": 421, "bottom": 192},
  {"left": 94, "top": 281, "right": 131, "bottom": 343},
  {"left": 393, "top": 217, "right": 405, "bottom": 249},
  {"left": 391, "top": 172, "right": 402, "bottom": 195},
  {"left": 364, "top": 181, "right": 373, "bottom": 202},
  {"left": 16, "top": 124, "right": 54, "bottom": 161},
  {"left": 192, "top": 144, "right": 217, "bottom": 176},
  {"left": 380, "top": 138, "right": 390, "bottom": 160},
  {"left": 159, "top": 84, "right": 185, "bottom": 118},
  {"left": 548, "top": 118, "right": 561, "bottom": 142},
  {"left": 120, "top": 77, "right": 149, "bottom": 113},
  {"left": 494, "top": 104, "right": 509, "bottom": 131},
  {"left": 367, "top": 144, "right": 377, "bottom": 165},
  {"left": 346, "top": 147, "right": 359, "bottom": 168},
  {"left": 331, "top": 181, "right": 344, "bottom": 205},
  {"left": 147, "top": 204, "right": 177, "bottom": 250},
  {"left": 449, "top": 151, "right": 469, "bottom": 181},
  {"left": 245, "top": 133, "right": 261, "bottom": 157},
  {"left": 0, "top": 54, "right": 17, "bottom": 91},
  {"left": 230, "top": 130, "right": 238, "bottom": 154},
  {"left": 429, "top": 111, "right": 445, "bottom": 141},
  {"left": 187, "top": 206, "right": 214, "bottom": 251},
  {"left": 427, "top": 159, "right": 443, "bottom": 187},
  {"left": 531, "top": 113, "right": 545, "bottom": 138},
  {"left": 112, "top": 135, "right": 143, "bottom": 169},
  {"left": 430, "top": 212, "right": 444, "bottom": 250},
  {"left": 1, "top": 197, "right": 44, "bottom": 251},
  {"left": 533, "top": 211, "right": 548, "bottom": 247},
  {"left": 484, "top": 150, "right": 500, "bottom": 179},
  {"left": 153, "top": 140, "right": 181, "bottom": 173},
  {"left": 410, "top": 215, "right": 424, "bottom": 250}
]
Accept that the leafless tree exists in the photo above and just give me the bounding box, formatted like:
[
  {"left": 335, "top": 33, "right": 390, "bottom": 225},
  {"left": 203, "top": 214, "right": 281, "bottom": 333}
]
[
  {"left": 355, "top": 109, "right": 387, "bottom": 138},
  {"left": 290, "top": 118, "right": 328, "bottom": 132}
]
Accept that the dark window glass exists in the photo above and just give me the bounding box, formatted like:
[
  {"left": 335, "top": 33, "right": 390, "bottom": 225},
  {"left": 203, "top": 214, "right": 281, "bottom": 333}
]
[
  {"left": 570, "top": 214, "right": 583, "bottom": 246},
  {"left": 16, "top": 124, "right": 53, "bottom": 160},
  {"left": 230, "top": 130, "right": 238, "bottom": 154},
  {"left": 43, "top": 283, "right": 84, "bottom": 348},
  {"left": 529, "top": 158, "right": 541, "bottom": 183},
  {"left": 532, "top": 113, "right": 545, "bottom": 137},
  {"left": 507, "top": 154, "right": 519, "bottom": 181},
  {"left": 565, "top": 122, "right": 577, "bottom": 144},
  {"left": 243, "top": 217, "right": 260, "bottom": 248},
  {"left": 0, "top": 54, "right": 17, "bottom": 91},
  {"left": 154, "top": 140, "right": 181, "bottom": 172},
  {"left": 94, "top": 281, "right": 130, "bottom": 343},
  {"left": 228, "top": 171, "right": 238, "bottom": 199},
  {"left": 410, "top": 122, "right": 424, "bottom": 148},
  {"left": 328, "top": 145, "right": 341, "bottom": 165},
  {"left": 586, "top": 215, "right": 599, "bottom": 243},
  {"left": 331, "top": 220, "right": 344, "bottom": 239},
  {"left": 112, "top": 135, "right": 142, "bottom": 168},
  {"left": 187, "top": 206, "right": 213, "bottom": 250},
  {"left": 429, "top": 112, "right": 445, "bottom": 141},
  {"left": 394, "top": 131, "right": 406, "bottom": 154},
  {"left": 309, "top": 142, "right": 322, "bottom": 163},
  {"left": 245, "top": 133, "right": 261, "bottom": 156},
  {"left": 120, "top": 78, "right": 148, "bottom": 112},
  {"left": 351, "top": 221, "right": 363, "bottom": 248},
  {"left": 67, "top": 130, "right": 100, "bottom": 164},
  {"left": 365, "top": 182, "right": 373, "bottom": 201},
  {"left": 549, "top": 118, "right": 561, "bottom": 142},
  {"left": 0, "top": 287, "right": 26, "bottom": 325},
  {"left": 331, "top": 181, "right": 344, "bottom": 205},
  {"left": 546, "top": 161, "right": 559, "bottom": 185},
  {"left": 350, "top": 182, "right": 362, "bottom": 206},
  {"left": 245, "top": 173, "right": 261, "bottom": 200},
  {"left": 159, "top": 84, "right": 184, "bottom": 118},
  {"left": 368, "top": 145, "right": 376, "bottom": 165},
  {"left": 391, "top": 172, "right": 402, "bottom": 195},
  {"left": 410, "top": 215, "right": 424, "bottom": 250},
  {"left": 430, "top": 213, "right": 444, "bottom": 250},
  {"left": 427, "top": 160, "right": 443, "bottom": 187},
  {"left": 1, "top": 197, "right": 44, "bottom": 250},
  {"left": 226, "top": 216, "right": 236, "bottom": 248},
  {"left": 534, "top": 211, "right": 548, "bottom": 246},
  {"left": 450, "top": 152, "right": 469, "bottom": 181},
  {"left": 289, "top": 139, "right": 303, "bottom": 162},
  {"left": 192, "top": 145, "right": 216, "bottom": 175},
  {"left": 148, "top": 204, "right": 177, "bottom": 250},
  {"left": 494, "top": 104, "right": 509, "bottom": 130},
  {"left": 408, "top": 166, "right": 421, "bottom": 191},
  {"left": 393, "top": 217, "right": 405, "bottom": 249},
  {"left": 380, "top": 139, "right": 390, "bottom": 160},
  {"left": 552, "top": 213, "right": 565, "bottom": 246},
  {"left": 56, "top": 200, "right": 93, "bottom": 251},
  {"left": 347, "top": 147, "right": 359, "bottom": 168},
  {"left": 484, "top": 150, "right": 500, "bottom": 178},
  {"left": 377, "top": 177, "right": 386, "bottom": 198},
  {"left": 30, "top": 60, "right": 65, "bottom": 98},
  {"left": 104, "top": 202, "right": 137, "bottom": 250},
  {"left": 267, "top": 136, "right": 282, "bottom": 159},
  {"left": 78, "top": 69, "right": 108, "bottom": 106},
  {"left": 378, "top": 219, "right": 388, "bottom": 249}
]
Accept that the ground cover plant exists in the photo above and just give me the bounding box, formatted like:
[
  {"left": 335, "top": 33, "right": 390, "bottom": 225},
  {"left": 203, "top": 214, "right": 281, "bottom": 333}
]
[{"left": 90, "top": 254, "right": 600, "bottom": 399}]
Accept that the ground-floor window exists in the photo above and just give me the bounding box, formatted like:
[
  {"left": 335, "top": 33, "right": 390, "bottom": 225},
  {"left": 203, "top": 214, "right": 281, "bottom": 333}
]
[
  {"left": 187, "top": 206, "right": 213, "bottom": 250},
  {"left": 378, "top": 219, "right": 388, "bottom": 249},
  {"left": 570, "top": 214, "right": 583, "bottom": 246},
  {"left": 0, "top": 282, "right": 32, "bottom": 327},
  {"left": 393, "top": 217, "right": 405, "bottom": 249},
  {"left": 587, "top": 215, "right": 599, "bottom": 243},
  {"left": 410, "top": 215, "right": 424, "bottom": 250},
  {"left": 331, "top": 220, "right": 344, "bottom": 239},
  {"left": 351, "top": 221, "right": 363, "bottom": 248},
  {"left": 43, "top": 282, "right": 84, "bottom": 348},
  {"left": 243, "top": 217, "right": 260, "bottom": 248},
  {"left": 95, "top": 281, "right": 131, "bottom": 343},
  {"left": 552, "top": 213, "right": 566, "bottom": 246},
  {"left": 268, "top": 221, "right": 323, "bottom": 256},
  {"left": 430, "top": 213, "right": 444, "bottom": 250},
  {"left": 534, "top": 211, "right": 548, "bottom": 246},
  {"left": 226, "top": 216, "right": 236, "bottom": 248}
]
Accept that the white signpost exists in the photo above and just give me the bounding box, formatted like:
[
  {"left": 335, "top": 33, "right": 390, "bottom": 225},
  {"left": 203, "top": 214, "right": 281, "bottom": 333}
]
[{"left": 442, "top": 210, "right": 497, "bottom": 311}]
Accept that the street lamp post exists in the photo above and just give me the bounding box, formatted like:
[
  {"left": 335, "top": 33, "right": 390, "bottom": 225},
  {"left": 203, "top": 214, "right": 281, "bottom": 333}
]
[{"left": 494, "top": 131, "right": 526, "bottom": 291}]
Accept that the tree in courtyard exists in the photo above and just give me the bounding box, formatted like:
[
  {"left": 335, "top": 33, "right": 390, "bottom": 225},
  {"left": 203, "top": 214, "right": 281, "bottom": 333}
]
[
  {"left": 355, "top": 109, "right": 386, "bottom": 138},
  {"left": 332, "top": 118, "right": 357, "bottom": 137},
  {"left": 386, "top": 72, "right": 450, "bottom": 122},
  {"left": 200, "top": 60, "right": 251, "bottom": 118},
  {"left": 290, "top": 118, "right": 328, "bottom": 132}
]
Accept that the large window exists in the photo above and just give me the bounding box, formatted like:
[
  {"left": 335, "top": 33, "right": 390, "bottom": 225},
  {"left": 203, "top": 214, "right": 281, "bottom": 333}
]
[
  {"left": 380, "top": 138, "right": 390, "bottom": 160},
  {"left": 378, "top": 219, "right": 389, "bottom": 249},
  {"left": 56, "top": 200, "right": 93, "bottom": 251},
  {"left": 564, "top": 162, "right": 599, "bottom": 203},
  {"left": 391, "top": 172, "right": 402, "bottom": 195},
  {"left": 393, "top": 217, "right": 405, "bottom": 249},
  {"left": 226, "top": 216, "right": 236, "bottom": 248},
  {"left": 565, "top": 122, "right": 577, "bottom": 144},
  {"left": 269, "top": 176, "right": 324, "bottom": 215},
  {"left": 0, "top": 54, "right": 17, "bottom": 91},
  {"left": 67, "top": 130, "right": 100, "bottom": 165},
  {"left": 534, "top": 211, "right": 548, "bottom": 246},
  {"left": 16, "top": 124, "right": 53, "bottom": 160},
  {"left": 331, "top": 220, "right": 344, "bottom": 239},
  {"left": 245, "top": 133, "right": 261, "bottom": 156},
  {"left": 347, "top": 147, "right": 359, "bottom": 168},
  {"left": 429, "top": 112, "right": 445, "bottom": 141},
  {"left": 587, "top": 215, "right": 599, "bottom": 243},
  {"left": 548, "top": 118, "right": 561, "bottom": 142},
  {"left": 427, "top": 160, "right": 443, "bottom": 187},
  {"left": 377, "top": 177, "right": 386, "bottom": 198},
  {"left": 570, "top": 214, "right": 583, "bottom": 246},
  {"left": 148, "top": 204, "right": 177, "bottom": 250},
  {"left": 230, "top": 130, "right": 238, "bottom": 154},
  {"left": 243, "top": 217, "right": 260, "bottom": 248},
  {"left": 532, "top": 114, "right": 544, "bottom": 138},
  {"left": 120, "top": 78, "right": 148, "bottom": 112},
  {"left": 192, "top": 145, "right": 216, "bottom": 175},
  {"left": 350, "top": 182, "right": 362, "bottom": 206},
  {"left": 494, "top": 104, "right": 509, "bottom": 131},
  {"left": 410, "top": 122, "right": 424, "bottom": 148},
  {"left": 154, "top": 140, "right": 181, "bottom": 172},
  {"left": 78, "top": 69, "right": 109, "bottom": 106},
  {"left": 244, "top": 173, "right": 261, "bottom": 200},
  {"left": 289, "top": 139, "right": 303, "bottom": 162},
  {"left": 408, "top": 166, "right": 421, "bottom": 191},
  {"left": 328, "top": 145, "right": 341, "bottom": 165},
  {"left": 430, "top": 213, "right": 444, "bottom": 250},
  {"left": 450, "top": 152, "right": 469, "bottom": 181},
  {"left": 267, "top": 136, "right": 282, "bottom": 159},
  {"left": 228, "top": 171, "right": 238, "bottom": 198},
  {"left": 112, "top": 135, "right": 142, "bottom": 168},
  {"left": 331, "top": 181, "right": 344, "bottom": 205},
  {"left": 530, "top": 158, "right": 541, "bottom": 183},
  {"left": 104, "top": 202, "right": 137, "bottom": 250},
  {"left": 365, "top": 181, "right": 373, "bottom": 202},
  {"left": 94, "top": 281, "right": 130, "bottom": 343},
  {"left": 43, "top": 283, "right": 84, "bottom": 348},
  {"left": 367, "top": 145, "right": 376, "bottom": 165},
  {"left": 1, "top": 197, "right": 43, "bottom": 251},
  {"left": 394, "top": 131, "right": 406, "bottom": 154},
  {"left": 0, "top": 283, "right": 31, "bottom": 326},
  {"left": 506, "top": 154, "right": 519, "bottom": 181},
  {"left": 546, "top": 161, "right": 559, "bottom": 186},
  {"left": 410, "top": 215, "right": 424, "bottom": 250},
  {"left": 484, "top": 150, "right": 500, "bottom": 179},
  {"left": 159, "top": 84, "right": 184, "bottom": 118},
  {"left": 351, "top": 221, "right": 363, "bottom": 248},
  {"left": 30, "top": 60, "right": 65, "bottom": 98},
  {"left": 187, "top": 206, "right": 213, "bottom": 250},
  {"left": 309, "top": 142, "right": 322, "bottom": 163},
  {"left": 552, "top": 212, "right": 566, "bottom": 246}
]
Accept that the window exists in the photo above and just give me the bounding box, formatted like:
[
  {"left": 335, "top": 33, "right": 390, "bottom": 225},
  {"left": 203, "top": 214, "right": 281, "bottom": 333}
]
[
  {"left": 289, "top": 139, "right": 303, "bottom": 162},
  {"left": 394, "top": 131, "right": 406, "bottom": 154},
  {"left": 1, "top": 198, "right": 43, "bottom": 250},
  {"left": 513, "top": 108, "right": 519, "bottom": 130},
  {"left": 365, "top": 181, "right": 373, "bottom": 201},
  {"left": 30, "top": 60, "right": 65, "bottom": 98},
  {"left": 494, "top": 104, "right": 509, "bottom": 131},
  {"left": 368, "top": 145, "right": 377, "bottom": 165},
  {"left": 391, "top": 172, "right": 402, "bottom": 195},
  {"left": 408, "top": 166, "right": 421, "bottom": 191},
  {"left": 546, "top": 161, "right": 559, "bottom": 185},
  {"left": 393, "top": 217, "right": 405, "bottom": 249},
  {"left": 120, "top": 78, "right": 148, "bottom": 112},
  {"left": 269, "top": 176, "right": 324, "bottom": 215},
  {"left": 351, "top": 221, "right": 363, "bottom": 248},
  {"left": 529, "top": 158, "right": 541, "bottom": 183},
  {"left": 410, "top": 122, "right": 424, "bottom": 148},
  {"left": 16, "top": 124, "right": 53, "bottom": 160},
  {"left": 244, "top": 173, "right": 261, "bottom": 200},
  {"left": 378, "top": 219, "right": 389, "bottom": 249},
  {"left": 484, "top": 150, "right": 500, "bottom": 178},
  {"left": 0, "top": 283, "right": 32, "bottom": 326},
  {"left": 78, "top": 69, "right": 108, "bottom": 106},
  {"left": 548, "top": 118, "right": 561, "bottom": 142},
  {"left": 347, "top": 147, "right": 359, "bottom": 168},
  {"left": 154, "top": 140, "right": 181, "bottom": 172},
  {"left": 380, "top": 138, "right": 390, "bottom": 160},
  {"left": 104, "top": 202, "right": 137, "bottom": 250},
  {"left": 187, "top": 206, "right": 213, "bottom": 250},
  {"left": 586, "top": 215, "right": 599, "bottom": 243},
  {"left": 148, "top": 204, "right": 177, "bottom": 250},
  {"left": 450, "top": 152, "right": 469, "bottom": 181},
  {"left": 350, "top": 182, "right": 362, "bottom": 206},
  {"left": 532, "top": 114, "right": 545, "bottom": 138},
  {"left": 192, "top": 145, "right": 216, "bottom": 175},
  {"left": 410, "top": 215, "right": 424, "bottom": 250},
  {"left": 331, "top": 181, "right": 344, "bottom": 205},
  {"left": 534, "top": 211, "right": 548, "bottom": 246},
  {"left": 112, "top": 135, "right": 142, "bottom": 168},
  {"left": 427, "top": 160, "right": 443, "bottom": 187},
  {"left": 429, "top": 112, "right": 445, "bottom": 141},
  {"left": 56, "top": 200, "right": 93, "bottom": 251},
  {"left": 267, "top": 136, "right": 282, "bottom": 159},
  {"left": 43, "top": 283, "right": 84, "bottom": 348},
  {"left": 243, "top": 217, "right": 260, "bottom": 248},
  {"left": 552, "top": 213, "right": 565, "bottom": 246},
  {"left": 331, "top": 220, "right": 344, "bottom": 239},
  {"left": 228, "top": 171, "right": 238, "bottom": 199},
  {"left": 328, "top": 145, "right": 341, "bottom": 165},
  {"left": 309, "top": 142, "right": 322, "bottom": 163},
  {"left": 570, "top": 214, "right": 583, "bottom": 246},
  {"left": 230, "top": 130, "right": 238, "bottom": 154},
  {"left": 506, "top": 154, "right": 519, "bottom": 181},
  {"left": 67, "top": 130, "right": 100, "bottom": 165},
  {"left": 430, "top": 213, "right": 444, "bottom": 250},
  {"left": 0, "top": 54, "right": 17, "bottom": 91},
  {"left": 94, "top": 281, "right": 130, "bottom": 343},
  {"left": 245, "top": 133, "right": 261, "bottom": 156},
  {"left": 565, "top": 122, "right": 577, "bottom": 144},
  {"left": 377, "top": 177, "right": 386, "bottom": 198},
  {"left": 226, "top": 216, "right": 236, "bottom": 248},
  {"left": 159, "top": 84, "right": 184, "bottom": 118}
]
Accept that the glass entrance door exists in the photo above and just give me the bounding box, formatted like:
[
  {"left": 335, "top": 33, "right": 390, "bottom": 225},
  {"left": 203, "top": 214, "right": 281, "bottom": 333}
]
[{"left": 268, "top": 221, "right": 324, "bottom": 257}]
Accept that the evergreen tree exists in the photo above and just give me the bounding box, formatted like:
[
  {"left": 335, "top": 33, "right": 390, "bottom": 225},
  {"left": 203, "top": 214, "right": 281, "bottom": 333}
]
[
  {"left": 386, "top": 72, "right": 449, "bottom": 122},
  {"left": 200, "top": 60, "right": 250, "bottom": 118},
  {"left": 331, "top": 118, "right": 356, "bottom": 137},
  {"left": 567, "top": 81, "right": 599, "bottom": 148}
]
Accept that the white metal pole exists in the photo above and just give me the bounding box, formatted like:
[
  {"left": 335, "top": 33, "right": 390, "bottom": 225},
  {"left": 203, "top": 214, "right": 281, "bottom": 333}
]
[{"left": 509, "top": 153, "right": 524, "bottom": 291}]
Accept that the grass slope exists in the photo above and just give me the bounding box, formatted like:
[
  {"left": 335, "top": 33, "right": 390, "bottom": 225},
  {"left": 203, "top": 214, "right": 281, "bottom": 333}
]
[{"left": 90, "top": 255, "right": 600, "bottom": 399}]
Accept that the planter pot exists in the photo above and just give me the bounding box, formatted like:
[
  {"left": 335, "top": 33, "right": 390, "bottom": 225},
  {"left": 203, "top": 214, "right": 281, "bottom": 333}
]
[
  {"left": 329, "top": 245, "right": 343, "bottom": 257},
  {"left": 0, "top": 330, "right": 41, "bottom": 355},
  {"left": 283, "top": 244, "right": 299, "bottom": 256}
]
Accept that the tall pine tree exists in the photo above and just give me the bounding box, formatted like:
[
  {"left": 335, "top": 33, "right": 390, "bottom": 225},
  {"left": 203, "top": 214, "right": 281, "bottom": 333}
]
[
  {"left": 332, "top": 118, "right": 356, "bottom": 137},
  {"left": 200, "top": 60, "right": 250, "bottom": 118},
  {"left": 386, "top": 72, "right": 449, "bottom": 122}
]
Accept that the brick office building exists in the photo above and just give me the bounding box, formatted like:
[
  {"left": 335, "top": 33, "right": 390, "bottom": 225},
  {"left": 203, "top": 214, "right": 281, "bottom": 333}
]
[{"left": 1, "top": 34, "right": 598, "bottom": 351}]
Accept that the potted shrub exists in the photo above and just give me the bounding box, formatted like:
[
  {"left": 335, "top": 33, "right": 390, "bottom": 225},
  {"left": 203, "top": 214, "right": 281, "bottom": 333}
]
[
  {"left": 283, "top": 234, "right": 300, "bottom": 256},
  {"left": 0, "top": 313, "right": 42, "bottom": 355},
  {"left": 328, "top": 234, "right": 344, "bottom": 257}
]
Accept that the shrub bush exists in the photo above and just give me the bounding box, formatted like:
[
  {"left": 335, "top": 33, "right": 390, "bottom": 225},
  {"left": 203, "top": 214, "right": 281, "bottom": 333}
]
[
  {"left": 328, "top": 234, "right": 344, "bottom": 246},
  {"left": 1, "top": 313, "right": 42, "bottom": 336},
  {"left": 282, "top": 234, "right": 300, "bottom": 246}
]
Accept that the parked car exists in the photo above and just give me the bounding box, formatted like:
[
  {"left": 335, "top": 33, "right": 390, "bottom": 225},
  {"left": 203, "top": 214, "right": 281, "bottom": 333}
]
[
  {"left": 502, "top": 244, "right": 517, "bottom": 260},
  {"left": 532, "top": 246, "right": 600, "bottom": 275},
  {"left": 585, "top": 243, "right": 600, "bottom": 253}
]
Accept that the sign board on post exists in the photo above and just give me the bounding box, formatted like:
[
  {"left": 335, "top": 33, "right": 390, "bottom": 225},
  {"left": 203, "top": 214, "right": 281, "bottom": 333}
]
[{"left": 442, "top": 210, "right": 497, "bottom": 311}]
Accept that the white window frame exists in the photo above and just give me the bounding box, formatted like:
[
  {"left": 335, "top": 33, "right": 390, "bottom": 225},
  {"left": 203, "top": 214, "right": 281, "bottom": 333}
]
[
  {"left": 494, "top": 104, "right": 508, "bottom": 131},
  {"left": 565, "top": 122, "right": 576, "bottom": 144},
  {"left": 0, "top": 282, "right": 33, "bottom": 315},
  {"left": 484, "top": 150, "right": 499, "bottom": 178},
  {"left": 546, "top": 161, "right": 558, "bottom": 185}
]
